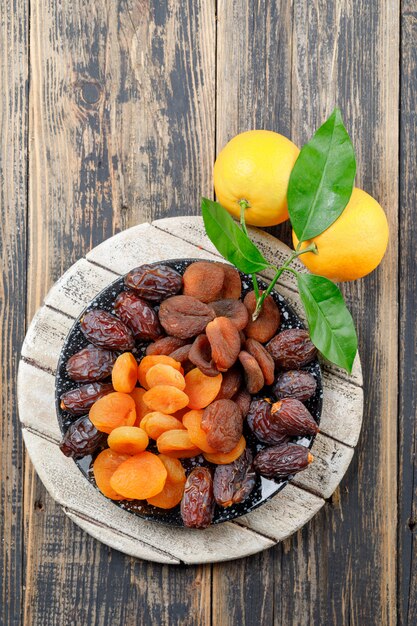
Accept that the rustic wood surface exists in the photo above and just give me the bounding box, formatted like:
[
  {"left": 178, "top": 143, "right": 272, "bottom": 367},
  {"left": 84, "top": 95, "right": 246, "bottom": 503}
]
[{"left": 0, "top": 1, "right": 407, "bottom": 625}]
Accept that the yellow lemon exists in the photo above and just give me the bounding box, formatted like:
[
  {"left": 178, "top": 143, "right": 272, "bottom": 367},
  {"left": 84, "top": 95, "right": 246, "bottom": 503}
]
[
  {"left": 293, "top": 187, "right": 389, "bottom": 281},
  {"left": 214, "top": 130, "right": 299, "bottom": 227}
]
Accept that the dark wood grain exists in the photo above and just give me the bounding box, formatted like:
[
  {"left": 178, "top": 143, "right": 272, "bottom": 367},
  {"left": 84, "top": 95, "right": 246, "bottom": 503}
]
[
  {"left": 399, "top": 3, "right": 417, "bottom": 625},
  {"left": 0, "top": 2, "right": 28, "bottom": 625}
]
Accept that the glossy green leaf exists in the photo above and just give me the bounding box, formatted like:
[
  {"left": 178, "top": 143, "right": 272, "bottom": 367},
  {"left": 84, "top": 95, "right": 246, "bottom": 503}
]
[
  {"left": 201, "top": 197, "right": 270, "bottom": 274},
  {"left": 297, "top": 273, "right": 357, "bottom": 373},
  {"left": 288, "top": 108, "right": 356, "bottom": 242}
]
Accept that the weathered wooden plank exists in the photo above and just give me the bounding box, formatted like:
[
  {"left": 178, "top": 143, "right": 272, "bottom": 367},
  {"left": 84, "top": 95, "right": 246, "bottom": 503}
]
[
  {"left": 0, "top": 2, "right": 28, "bottom": 624},
  {"left": 399, "top": 4, "right": 417, "bottom": 625},
  {"left": 17, "top": 362, "right": 61, "bottom": 441},
  {"left": 21, "top": 306, "right": 74, "bottom": 373}
]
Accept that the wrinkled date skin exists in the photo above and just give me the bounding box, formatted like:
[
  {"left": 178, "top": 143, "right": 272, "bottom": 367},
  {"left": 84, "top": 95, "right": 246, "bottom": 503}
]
[
  {"left": 146, "top": 336, "right": 188, "bottom": 356},
  {"left": 181, "top": 467, "right": 215, "bottom": 529},
  {"left": 189, "top": 334, "right": 219, "bottom": 377},
  {"left": 114, "top": 290, "right": 163, "bottom": 341},
  {"left": 267, "top": 329, "right": 317, "bottom": 369},
  {"left": 246, "top": 399, "right": 288, "bottom": 445},
  {"left": 66, "top": 345, "right": 117, "bottom": 382},
  {"left": 244, "top": 338, "right": 275, "bottom": 386},
  {"left": 232, "top": 388, "right": 252, "bottom": 418},
  {"left": 213, "top": 449, "right": 256, "bottom": 507},
  {"left": 201, "top": 399, "right": 243, "bottom": 453},
  {"left": 210, "top": 299, "right": 249, "bottom": 331},
  {"left": 273, "top": 370, "right": 317, "bottom": 401},
  {"left": 243, "top": 291, "right": 281, "bottom": 343},
  {"left": 80, "top": 309, "right": 134, "bottom": 351},
  {"left": 183, "top": 261, "right": 225, "bottom": 303},
  {"left": 254, "top": 443, "right": 312, "bottom": 478},
  {"left": 59, "top": 415, "right": 106, "bottom": 458},
  {"left": 238, "top": 350, "right": 264, "bottom": 394},
  {"left": 60, "top": 382, "right": 113, "bottom": 415},
  {"left": 159, "top": 295, "right": 215, "bottom": 339},
  {"left": 215, "top": 366, "right": 242, "bottom": 400},
  {"left": 125, "top": 263, "right": 183, "bottom": 302},
  {"left": 206, "top": 317, "right": 241, "bottom": 372},
  {"left": 270, "top": 398, "right": 319, "bottom": 436}
]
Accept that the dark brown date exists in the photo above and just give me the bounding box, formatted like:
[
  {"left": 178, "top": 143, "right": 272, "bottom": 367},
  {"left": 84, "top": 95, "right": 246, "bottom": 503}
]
[
  {"left": 270, "top": 398, "right": 319, "bottom": 436},
  {"left": 125, "top": 263, "right": 183, "bottom": 302},
  {"left": 189, "top": 334, "right": 219, "bottom": 377},
  {"left": 254, "top": 443, "right": 313, "bottom": 478},
  {"left": 244, "top": 338, "right": 275, "bottom": 385},
  {"left": 266, "top": 329, "right": 317, "bottom": 369},
  {"left": 273, "top": 370, "right": 317, "bottom": 401},
  {"left": 210, "top": 299, "right": 249, "bottom": 330},
  {"left": 246, "top": 398, "right": 288, "bottom": 445},
  {"left": 80, "top": 309, "right": 134, "bottom": 351},
  {"left": 59, "top": 415, "right": 106, "bottom": 458},
  {"left": 232, "top": 388, "right": 251, "bottom": 419},
  {"left": 60, "top": 382, "right": 113, "bottom": 415},
  {"left": 66, "top": 345, "right": 117, "bottom": 382},
  {"left": 181, "top": 467, "right": 215, "bottom": 529},
  {"left": 114, "top": 290, "right": 163, "bottom": 341},
  {"left": 213, "top": 449, "right": 256, "bottom": 507},
  {"left": 146, "top": 336, "right": 188, "bottom": 356},
  {"left": 201, "top": 399, "right": 243, "bottom": 453},
  {"left": 159, "top": 295, "right": 215, "bottom": 339}
]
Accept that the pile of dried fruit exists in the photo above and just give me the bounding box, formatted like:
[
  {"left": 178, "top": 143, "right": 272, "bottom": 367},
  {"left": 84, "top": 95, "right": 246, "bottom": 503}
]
[{"left": 59, "top": 260, "right": 319, "bottom": 529}]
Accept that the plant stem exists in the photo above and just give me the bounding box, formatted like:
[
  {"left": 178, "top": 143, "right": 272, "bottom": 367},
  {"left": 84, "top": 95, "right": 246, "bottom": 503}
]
[
  {"left": 252, "top": 243, "right": 317, "bottom": 320},
  {"left": 239, "top": 199, "right": 260, "bottom": 299}
]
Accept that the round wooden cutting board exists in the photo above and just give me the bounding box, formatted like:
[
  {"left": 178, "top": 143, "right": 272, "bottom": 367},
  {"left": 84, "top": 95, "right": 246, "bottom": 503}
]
[{"left": 18, "top": 216, "right": 363, "bottom": 564}]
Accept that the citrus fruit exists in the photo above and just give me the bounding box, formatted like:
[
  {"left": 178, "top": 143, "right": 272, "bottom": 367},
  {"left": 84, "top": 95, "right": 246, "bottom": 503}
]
[
  {"left": 293, "top": 187, "right": 389, "bottom": 281},
  {"left": 213, "top": 130, "right": 299, "bottom": 227}
]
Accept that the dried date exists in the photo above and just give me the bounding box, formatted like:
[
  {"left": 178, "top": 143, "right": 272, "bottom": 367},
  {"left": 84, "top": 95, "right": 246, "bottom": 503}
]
[
  {"left": 159, "top": 295, "right": 215, "bottom": 339},
  {"left": 181, "top": 467, "right": 215, "bottom": 529},
  {"left": 66, "top": 345, "right": 117, "bottom": 382},
  {"left": 273, "top": 370, "right": 317, "bottom": 401},
  {"left": 80, "top": 309, "right": 134, "bottom": 351},
  {"left": 213, "top": 449, "right": 256, "bottom": 507},
  {"left": 201, "top": 399, "right": 243, "bottom": 453},
  {"left": 125, "top": 263, "right": 182, "bottom": 302},
  {"left": 270, "top": 398, "right": 319, "bottom": 436},
  {"left": 206, "top": 317, "right": 241, "bottom": 372},
  {"left": 266, "top": 329, "right": 317, "bottom": 369},
  {"left": 114, "top": 290, "right": 163, "bottom": 341},
  {"left": 189, "top": 334, "right": 219, "bottom": 377},
  {"left": 254, "top": 443, "right": 313, "bottom": 478},
  {"left": 59, "top": 415, "right": 106, "bottom": 458},
  {"left": 246, "top": 398, "right": 288, "bottom": 445},
  {"left": 60, "top": 382, "right": 113, "bottom": 415}
]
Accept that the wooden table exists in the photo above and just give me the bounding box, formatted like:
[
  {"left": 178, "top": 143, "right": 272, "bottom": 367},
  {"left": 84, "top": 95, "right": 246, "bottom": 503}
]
[{"left": 0, "top": 1, "right": 412, "bottom": 624}]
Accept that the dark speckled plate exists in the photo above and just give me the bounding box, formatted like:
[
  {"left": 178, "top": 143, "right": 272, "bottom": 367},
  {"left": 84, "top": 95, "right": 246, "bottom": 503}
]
[{"left": 55, "top": 259, "right": 322, "bottom": 526}]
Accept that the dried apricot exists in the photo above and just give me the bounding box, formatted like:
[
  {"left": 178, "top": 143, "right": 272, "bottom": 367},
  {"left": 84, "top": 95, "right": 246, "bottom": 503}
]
[
  {"left": 147, "top": 480, "right": 185, "bottom": 509},
  {"left": 216, "top": 263, "right": 242, "bottom": 299},
  {"left": 232, "top": 388, "right": 252, "bottom": 418},
  {"left": 107, "top": 426, "right": 149, "bottom": 455},
  {"left": 89, "top": 392, "right": 136, "bottom": 434},
  {"left": 203, "top": 436, "right": 246, "bottom": 465},
  {"left": 145, "top": 363, "right": 186, "bottom": 390},
  {"left": 210, "top": 299, "right": 249, "bottom": 330},
  {"left": 188, "top": 334, "right": 219, "bottom": 377},
  {"left": 111, "top": 352, "right": 138, "bottom": 393},
  {"left": 201, "top": 400, "right": 243, "bottom": 453},
  {"left": 130, "top": 387, "right": 152, "bottom": 426},
  {"left": 138, "top": 355, "right": 183, "bottom": 389},
  {"left": 159, "top": 295, "right": 215, "bottom": 339},
  {"left": 146, "top": 336, "right": 188, "bottom": 356},
  {"left": 110, "top": 451, "right": 168, "bottom": 499},
  {"left": 215, "top": 366, "right": 242, "bottom": 400},
  {"left": 182, "top": 410, "right": 218, "bottom": 453},
  {"left": 244, "top": 338, "right": 275, "bottom": 386},
  {"left": 143, "top": 385, "right": 189, "bottom": 414},
  {"left": 183, "top": 261, "right": 225, "bottom": 303},
  {"left": 140, "top": 412, "right": 185, "bottom": 440},
  {"left": 158, "top": 454, "right": 186, "bottom": 484},
  {"left": 238, "top": 350, "right": 265, "bottom": 394},
  {"left": 93, "top": 449, "right": 130, "bottom": 500},
  {"left": 206, "top": 317, "right": 241, "bottom": 371},
  {"left": 243, "top": 291, "right": 281, "bottom": 343},
  {"left": 157, "top": 429, "right": 201, "bottom": 458},
  {"left": 184, "top": 368, "right": 223, "bottom": 409}
]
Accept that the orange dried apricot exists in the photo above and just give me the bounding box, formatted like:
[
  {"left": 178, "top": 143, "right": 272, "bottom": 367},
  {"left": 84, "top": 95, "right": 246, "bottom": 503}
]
[
  {"left": 110, "top": 451, "right": 167, "bottom": 499},
  {"left": 138, "top": 355, "right": 183, "bottom": 389},
  {"left": 157, "top": 429, "right": 201, "bottom": 458},
  {"left": 143, "top": 385, "right": 189, "bottom": 414},
  {"left": 140, "top": 412, "right": 185, "bottom": 440},
  {"left": 111, "top": 352, "right": 138, "bottom": 393},
  {"left": 203, "top": 436, "right": 246, "bottom": 465},
  {"left": 145, "top": 363, "right": 186, "bottom": 391},
  {"left": 107, "top": 426, "right": 149, "bottom": 455},
  {"left": 158, "top": 454, "right": 186, "bottom": 484},
  {"left": 184, "top": 368, "right": 222, "bottom": 409},
  {"left": 93, "top": 449, "right": 130, "bottom": 500},
  {"left": 147, "top": 480, "right": 185, "bottom": 509},
  {"left": 182, "top": 410, "right": 218, "bottom": 453},
  {"left": 89, "top": 392, "right": 136, "bottom": 434},
  {"left": 130, "top": 387, "right": 152, "bottom": 426}
]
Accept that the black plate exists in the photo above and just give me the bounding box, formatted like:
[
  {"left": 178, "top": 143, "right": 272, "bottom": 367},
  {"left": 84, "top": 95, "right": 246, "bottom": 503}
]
[{"left": 55, "top": 259, "right": 322, "bottom": 526}]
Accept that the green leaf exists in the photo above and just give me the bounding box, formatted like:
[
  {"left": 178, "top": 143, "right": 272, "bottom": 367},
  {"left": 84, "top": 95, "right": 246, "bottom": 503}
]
[
  {"left": 297, "top": 273, "right": 357, "bottom": 373},
  {"left": 288, "top": 108, "right": 356, "bottom": 242},
  {"left": 201, "top": 197, "right": 271, "bottom": 274}
]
